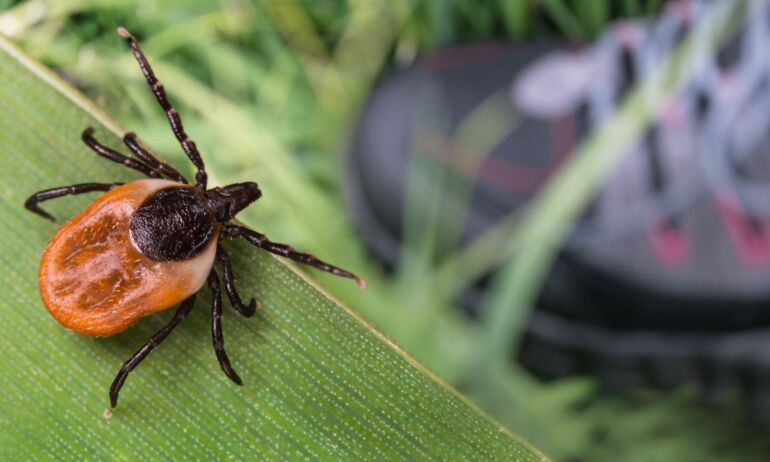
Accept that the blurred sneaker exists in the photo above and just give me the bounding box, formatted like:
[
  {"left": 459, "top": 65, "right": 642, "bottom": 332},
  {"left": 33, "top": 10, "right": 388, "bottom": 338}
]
[{"left": 345, "top": 0, "right": 770, "bottom": 415}]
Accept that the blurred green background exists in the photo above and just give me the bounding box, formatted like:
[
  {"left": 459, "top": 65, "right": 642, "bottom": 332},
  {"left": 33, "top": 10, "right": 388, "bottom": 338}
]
[{"left": 3, "top": 0, "right": 770, "bottom": 460}]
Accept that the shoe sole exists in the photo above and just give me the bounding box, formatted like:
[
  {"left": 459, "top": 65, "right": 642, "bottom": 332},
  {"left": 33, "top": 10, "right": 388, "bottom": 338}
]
[{"left": 521, "top": 309, "right": 770, "bottom": 419}]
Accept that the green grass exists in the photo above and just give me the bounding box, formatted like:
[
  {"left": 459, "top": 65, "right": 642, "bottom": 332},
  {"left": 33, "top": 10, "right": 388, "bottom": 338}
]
[{"left": 3, "top": 0, "right": 770, "bottom": 460}]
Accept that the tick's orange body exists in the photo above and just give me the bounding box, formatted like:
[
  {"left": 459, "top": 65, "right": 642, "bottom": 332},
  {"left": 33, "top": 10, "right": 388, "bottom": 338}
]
[
  {"left": 39, "top": 179, "right": 218, "bottom": 336},
  {"left": 26, "top": 27, "right": 364, "bottom": 408}
]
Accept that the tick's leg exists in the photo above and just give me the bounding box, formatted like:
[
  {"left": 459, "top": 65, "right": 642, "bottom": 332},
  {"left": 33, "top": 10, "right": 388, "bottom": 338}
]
[
  {"left": 208, "top": 270, "right": 243, "bottom": 385},
  {"left": 123, "top": 132, "right": 188, "bottom": 184},
  {"left": 222, "top": 224, "right": 367, "bottom": 289},
  {"left": 117, "top": 27, "right": 207, "bottom": 189},
  {"left": 82, "top": 127, "right": 161, "bottom": 179},
  {"left": 24, "top": 182, "right": 123, "bottom": 221},
  {"left": 216, "top": 245, "right": 257, "bottom": 317},
  {"left": 109, "top": 294, "right": 197, "bottom": 408}
]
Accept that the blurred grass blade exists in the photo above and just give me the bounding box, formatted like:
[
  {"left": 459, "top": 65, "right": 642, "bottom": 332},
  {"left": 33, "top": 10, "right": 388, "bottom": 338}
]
[
  {"left": 575, "top": 1, "right": 609, "bottom": 38},
  {"left": 0, "top": 35, "right": 548, "bottom": 461},
  {"left": 537, "top": 0, "right": 586, "bottom": 40},
  {"left": 498, "top": 0, "right": 533, "bottom": 38}
]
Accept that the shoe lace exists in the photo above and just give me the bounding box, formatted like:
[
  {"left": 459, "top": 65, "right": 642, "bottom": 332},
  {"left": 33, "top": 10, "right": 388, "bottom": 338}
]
[{"left": 568, "top": 0, "right": 770, "bottom": 252}]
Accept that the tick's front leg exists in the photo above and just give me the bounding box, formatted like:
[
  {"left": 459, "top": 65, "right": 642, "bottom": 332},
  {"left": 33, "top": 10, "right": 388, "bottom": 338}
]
[{"left": 221, "top": 224, "right": 367, "bottom": 289}]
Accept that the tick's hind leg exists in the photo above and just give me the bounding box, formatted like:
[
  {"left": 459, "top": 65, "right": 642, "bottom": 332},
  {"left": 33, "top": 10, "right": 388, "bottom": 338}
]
[
  {"left": 25, "top": 182, "right": 123, "bottom": 221},
  {"left": 216, "top": 245, "right": 257, "bottom": 317},
  {"left": 123, "top": 132, "right": 188, "bottom": 184},
  {"left": 82, "top": 127, "right": 161, "bottom": 179},
  {"left": 222, "top": 224, "right": 367, "bottom": 289},
  {"left": 208, "top": 270, "right": 243, "bottom": 385},
  {"left": 109, "top": 294, "right": 196, "bottom": 408}
]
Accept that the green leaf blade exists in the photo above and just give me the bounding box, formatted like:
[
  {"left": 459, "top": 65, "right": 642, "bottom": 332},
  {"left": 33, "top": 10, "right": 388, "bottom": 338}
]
[{"left": 0, "top": 35, "right": 547, "bottom": 461}]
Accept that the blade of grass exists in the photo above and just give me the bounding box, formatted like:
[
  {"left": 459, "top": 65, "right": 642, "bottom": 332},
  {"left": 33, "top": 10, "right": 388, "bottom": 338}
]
[
  {"left": 622, "top": 0, "right": 642, "bottom": 17},
  {"left": 263, "top": 0, "right": 347, "bottom": 113},
  {"left": 498, "top": 0, "right": 533, "bottom": 38},
  {"left": 537, "top": 0, "right": 586, "bottom": 41},
  {"left": 0, "top": 34, "right": 548, "bottom": 461},
  {"left": 575, "top": 1, "right": 609, "bottom": 38}
]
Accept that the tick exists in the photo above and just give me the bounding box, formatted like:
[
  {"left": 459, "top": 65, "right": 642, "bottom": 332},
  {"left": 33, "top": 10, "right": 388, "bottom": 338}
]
[{"left": 25, "top": 27, "right": 366, "bottom": 408}]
